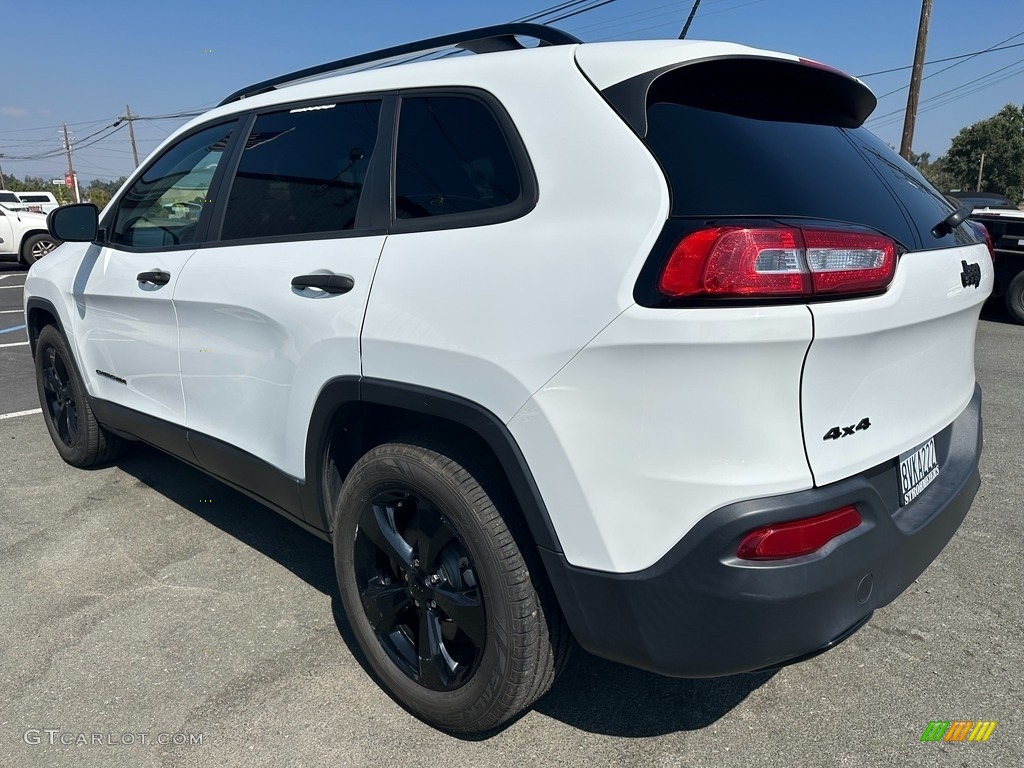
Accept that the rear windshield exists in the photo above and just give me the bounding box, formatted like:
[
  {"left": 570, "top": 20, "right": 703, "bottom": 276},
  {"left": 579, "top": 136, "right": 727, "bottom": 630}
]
[
  {"left": 645, "top": 101, "right": 975, "bottom": 251},
  {"left": 0, "top": 192, "right": 21, "bottom": 203}
]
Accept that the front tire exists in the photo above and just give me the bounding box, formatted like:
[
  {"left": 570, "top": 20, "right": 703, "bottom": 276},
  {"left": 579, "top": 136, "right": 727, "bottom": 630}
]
[
  {"left": 21, "top": 233, "right": 60, "bottom": 265},
  {"left": 1006, "top": 271, "right": 1024, "bottom": 324},
  {"left": 34, "top": 325, "right": 123, "bottom": 467},
  {"left": 333, "top": 439, "right": 568, "bottom": 733}
]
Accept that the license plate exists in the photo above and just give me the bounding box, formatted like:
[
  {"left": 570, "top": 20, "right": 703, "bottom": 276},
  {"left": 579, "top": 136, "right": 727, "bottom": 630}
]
[{"left": 899, "top": 437, "right": 940, "bottom": 506}]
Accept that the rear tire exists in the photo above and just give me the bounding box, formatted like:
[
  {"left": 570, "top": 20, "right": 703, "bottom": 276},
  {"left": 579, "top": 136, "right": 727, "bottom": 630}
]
[
  {"left": 34, "top": 325, "right": 123, "bottom": 467},
  {"left": 21, "top": 233, "right": 60, "bottom": 265},
  {"left": 332, "top": 438, "right": 568, "bottom": 733},
  {"left": 1006, "top": 271, "right": 1024, "bottom": 324}
]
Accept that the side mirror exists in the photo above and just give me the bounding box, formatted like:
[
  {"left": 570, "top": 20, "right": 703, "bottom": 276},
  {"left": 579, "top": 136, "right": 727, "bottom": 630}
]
[{"left": 48, "top": 204, "right": 99, "bottom": 242}]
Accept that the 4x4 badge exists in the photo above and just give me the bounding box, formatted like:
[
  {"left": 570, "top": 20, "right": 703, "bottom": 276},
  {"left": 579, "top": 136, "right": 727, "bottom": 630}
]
[
  {"left": 823, "top": 418, "right": 872, "bottom": 441},
  {"left": 960, "top": 260, "right": 981, "bottom": 289}
]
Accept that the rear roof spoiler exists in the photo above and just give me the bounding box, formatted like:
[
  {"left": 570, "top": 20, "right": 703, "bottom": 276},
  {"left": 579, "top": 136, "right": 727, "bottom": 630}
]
[{"left": 601, "top": 56, "right": 877, "bottom": 137}]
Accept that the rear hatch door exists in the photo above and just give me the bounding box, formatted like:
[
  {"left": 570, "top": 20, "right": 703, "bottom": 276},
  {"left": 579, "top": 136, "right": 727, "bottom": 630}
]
[{"left": 583, "top": 45, "right": 992, "bottom": 488}]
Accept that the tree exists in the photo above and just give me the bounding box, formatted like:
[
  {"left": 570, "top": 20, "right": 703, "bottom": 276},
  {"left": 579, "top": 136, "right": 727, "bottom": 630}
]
[
  {"left": 907, "top": 149, "right": 955, "bottom": 193},
  {"left": 2, "top": 173, "right": 127, "bottom": 207},
  {"left": 942, "top": 104, "right": 1024, "bottom": 203}
]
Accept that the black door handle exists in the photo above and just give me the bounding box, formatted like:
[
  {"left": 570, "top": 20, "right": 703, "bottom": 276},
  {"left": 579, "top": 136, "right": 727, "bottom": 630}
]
[
  {"left": 137, "top": 270, "right": 170, "bottom": 286},
  {"left": 291, "top": 274, "right": 355, "bottom": 294}
]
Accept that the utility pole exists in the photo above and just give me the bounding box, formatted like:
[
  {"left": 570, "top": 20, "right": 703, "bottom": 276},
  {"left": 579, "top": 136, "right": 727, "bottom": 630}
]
[
  {"left": 125, "top": 104, "right": 139, "bottom": 168},
  {"left": 976, "top": 152, "right": 985, "bottom": 191},
  {"left": 679, "top": 0, "right": 703, "bottom": 39},
  {"left": 62, "top": 123, "right": 81, "bottom": 204},
  {"left": 0, "top": 153, "right": 6, "bottom": 189},
  {"left": 899, "top": 0, "right": 933, "bottom": 160}
]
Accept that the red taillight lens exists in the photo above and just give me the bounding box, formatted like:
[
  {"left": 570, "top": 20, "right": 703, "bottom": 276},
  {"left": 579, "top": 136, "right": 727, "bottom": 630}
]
[
  {"left": 737, "top": 505, "right": 862, "bottom": 561},
  {"left": 658, "top": 227, "right": 898, "bottom": 299},
  {"left": 803, "top": 229, "right": 896, "bottom": 294},
  {"left": 969, "top": 220, "right": 996, "bottom": 264}
]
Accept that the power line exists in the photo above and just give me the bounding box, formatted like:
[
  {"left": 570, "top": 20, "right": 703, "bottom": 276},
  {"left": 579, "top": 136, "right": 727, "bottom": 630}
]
[
  {"left": 545, "top": 0, "right": 620, "bottom": 24},
  {"left": 858, "top": 39, "right": 1024, "bottom": 77},
  {"left": 592, "top": 0, "right": 767, "bottom": 41},
  {"left": 868, "top": 58, "right": 1024, "bottom": 129},
  {"left": 874, "top": 30, "right": 1024, "bottom": 100}
]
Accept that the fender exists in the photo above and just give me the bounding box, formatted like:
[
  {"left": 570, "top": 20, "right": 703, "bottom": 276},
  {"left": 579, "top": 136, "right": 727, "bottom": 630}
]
[{"left": 300, "top": 377, "right": 563, "bottom": 553}]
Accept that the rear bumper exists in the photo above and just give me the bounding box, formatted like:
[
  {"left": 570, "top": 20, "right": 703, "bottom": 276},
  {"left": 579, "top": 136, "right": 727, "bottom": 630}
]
[{"left": 541, "top": 385, "right": 982, "bottom": 677}]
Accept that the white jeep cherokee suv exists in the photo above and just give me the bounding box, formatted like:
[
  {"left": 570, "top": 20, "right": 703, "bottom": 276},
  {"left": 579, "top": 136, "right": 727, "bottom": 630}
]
[{"left": 25, "top": 24, "right": 991, "bottom": 733}]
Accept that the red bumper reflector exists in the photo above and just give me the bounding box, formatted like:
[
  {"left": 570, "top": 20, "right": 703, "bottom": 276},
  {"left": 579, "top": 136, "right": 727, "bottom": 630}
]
[{"left": 737, "top": 505, "right": 862, "bottom": 560}]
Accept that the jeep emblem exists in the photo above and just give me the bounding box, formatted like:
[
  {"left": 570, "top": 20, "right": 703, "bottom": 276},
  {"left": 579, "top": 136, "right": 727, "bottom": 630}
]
[{"left": 960, "top": 260, "right": 981, "bottom": 289}]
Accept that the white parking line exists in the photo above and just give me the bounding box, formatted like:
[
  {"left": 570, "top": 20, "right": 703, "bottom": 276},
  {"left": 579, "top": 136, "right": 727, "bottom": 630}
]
[
  {"left": 0, "top": 341, "right": 29, "bottom": 348},
  {"left": 0, "top": 284, "right": 26, "bottom": 289},
  {"left": 0, "top": 408, "right": 41, "bottom": 420},
  {"left": 0, "top": 309, "right": 23, "bottom": 313}
]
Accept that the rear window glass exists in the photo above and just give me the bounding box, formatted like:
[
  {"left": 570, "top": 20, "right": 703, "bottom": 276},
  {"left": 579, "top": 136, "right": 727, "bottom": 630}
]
[{"left": 645, "top": 101, "right": 974, "bottom": 250}]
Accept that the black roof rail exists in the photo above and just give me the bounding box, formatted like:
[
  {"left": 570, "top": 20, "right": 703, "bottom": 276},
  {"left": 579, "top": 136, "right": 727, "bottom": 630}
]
[{"left": 219, "top": 23, "right": 582, "bottom": 106}]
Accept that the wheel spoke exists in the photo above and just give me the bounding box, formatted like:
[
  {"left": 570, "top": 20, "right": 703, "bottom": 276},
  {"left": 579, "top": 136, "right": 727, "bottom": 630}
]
[
  {"left": 432, "top": 584, "right": 486, "bottom": 648},
  {"left": 65, "top": 402, "right": 79, "bottom": 441},
  {"left": 42, "top": 366, "right": 60, "bottom": 394},
  {"left": 58, "top": 403, "right": 72, "bottom": 444},
  {"left": 415, "top": 510, "right": 457, "bottom": 569},
  {"left": 417, "top": 609, "right": 454, "bottom": 690},
  {"left": 362, "top": 503, "right": 414, "bottom": 568},
  {"left": 360, "top": 582, "right": 411, "bottom": 634},
  {"left": 54, "top": 354, "right": 70, "bottom": 388}
]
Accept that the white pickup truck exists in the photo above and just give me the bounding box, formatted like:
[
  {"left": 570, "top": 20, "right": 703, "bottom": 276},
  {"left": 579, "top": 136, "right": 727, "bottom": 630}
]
[{"left": 0, "top": 204, "right": 60, "bottom": 264}]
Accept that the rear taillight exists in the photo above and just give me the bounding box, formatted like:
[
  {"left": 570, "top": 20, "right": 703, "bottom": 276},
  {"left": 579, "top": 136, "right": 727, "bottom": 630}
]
[
  {"left": 658, "top": 227, "right": 897, "bottom": 299},
  {"left": 737, "top": 505, "right": 862, "bottom": 561},
  {"left": 969, "top": 220, "right": 996, "bottom": 264}
]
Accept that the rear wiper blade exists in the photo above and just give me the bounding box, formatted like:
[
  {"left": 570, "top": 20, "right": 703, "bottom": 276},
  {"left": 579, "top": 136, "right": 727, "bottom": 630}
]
[{"left": 932, "top": 203, "right": 973, "bottom": 238}]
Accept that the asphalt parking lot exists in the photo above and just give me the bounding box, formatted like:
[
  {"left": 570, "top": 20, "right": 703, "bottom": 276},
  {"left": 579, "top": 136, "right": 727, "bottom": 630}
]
[{"left": 0, "top": 260, "right": 1020, "bottom": 768}]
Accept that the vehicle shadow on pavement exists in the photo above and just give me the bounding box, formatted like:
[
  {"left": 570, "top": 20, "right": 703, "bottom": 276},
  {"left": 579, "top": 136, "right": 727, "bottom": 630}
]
[
  {"left": 532, "top": 657, "right": 774, "bottom": 737},
  {"left": 113, "top": 442, "right": 774, "bottom": 739}
]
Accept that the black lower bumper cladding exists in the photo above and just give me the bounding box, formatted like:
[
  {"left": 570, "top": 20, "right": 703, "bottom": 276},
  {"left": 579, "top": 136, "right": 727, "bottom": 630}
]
[{"left": 541, "top": 386, "right": 983, "bottom": 677}]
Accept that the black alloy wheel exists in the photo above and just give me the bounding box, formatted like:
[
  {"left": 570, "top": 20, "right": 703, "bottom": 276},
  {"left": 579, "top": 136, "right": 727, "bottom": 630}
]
[
  {"left": 333, "top": 439, "right": 570, "bottom": 733},
  {"left": 33, "top": 325, "right": 123, "bottom": 467},
  {"left": 40, "top": 344, "right": 79, "bottom": 446},
  {"left": 353, "top": 488, "right": 486, "bottom": 691}
]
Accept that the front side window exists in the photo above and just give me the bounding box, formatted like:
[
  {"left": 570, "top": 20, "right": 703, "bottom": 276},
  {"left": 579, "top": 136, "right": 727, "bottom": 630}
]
[
  {"left": 110, "top": 121, "right": 236, "bottom": 249},
  {"left": 220, "top": 100, "right": 382, "bottom": 241},
  {"left": 395, "top": 96, "right": 522, "bottom": 220}
]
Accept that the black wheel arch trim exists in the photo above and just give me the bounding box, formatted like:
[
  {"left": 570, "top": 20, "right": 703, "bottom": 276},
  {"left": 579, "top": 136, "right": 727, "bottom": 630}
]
[
  {"left": 25, "top": 297, "right": 69, "bottom": 355},
  {"left": 301, "top": 376, "right": 563, "bottom": 553}
]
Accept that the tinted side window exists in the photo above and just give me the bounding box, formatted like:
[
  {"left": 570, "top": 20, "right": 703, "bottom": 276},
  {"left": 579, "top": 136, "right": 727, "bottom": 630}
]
[
  {"left": 111, "top": 121, "right": 236, "bottom": 249},
  {"left": 220, "top": 100, "right": 382, "bottom": 241},
  {"left": 395, "top": 96, "right": 522, "bottom": 219}
]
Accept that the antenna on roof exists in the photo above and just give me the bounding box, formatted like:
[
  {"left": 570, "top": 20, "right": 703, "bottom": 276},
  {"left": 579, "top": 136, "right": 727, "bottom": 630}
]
[{"left": 679, "top": 0, "right": 703, "bottom": 39}]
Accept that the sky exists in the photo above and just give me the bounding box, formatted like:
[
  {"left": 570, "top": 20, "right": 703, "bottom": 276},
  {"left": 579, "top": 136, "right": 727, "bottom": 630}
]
[{"left": 1, "top": 0, "right": 1022, "bottom": 186}]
